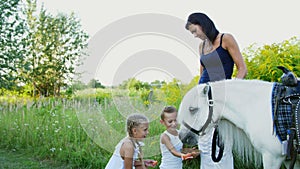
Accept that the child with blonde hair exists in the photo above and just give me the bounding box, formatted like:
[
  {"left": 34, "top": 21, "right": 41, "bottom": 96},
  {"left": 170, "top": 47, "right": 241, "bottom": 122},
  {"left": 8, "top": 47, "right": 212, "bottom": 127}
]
[
  {"left": 105, "top": 114, "right": 157, "bottom": 169},
  {"left": 159, "top": 106, "right": 196, "bottom": 169}
]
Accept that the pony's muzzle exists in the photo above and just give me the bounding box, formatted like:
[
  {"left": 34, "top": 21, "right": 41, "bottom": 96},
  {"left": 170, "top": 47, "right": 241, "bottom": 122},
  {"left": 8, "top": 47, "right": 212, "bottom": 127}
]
[{"left": 179, "top": 128, "right": 199, "bottom": 146}]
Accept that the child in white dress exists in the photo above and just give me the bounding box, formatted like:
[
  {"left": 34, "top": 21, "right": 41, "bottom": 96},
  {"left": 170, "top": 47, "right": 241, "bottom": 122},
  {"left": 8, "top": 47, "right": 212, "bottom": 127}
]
[
  {"left": 159, "top": 106, "right": 195, "bottom": 169},
  {"left": 105, "top": 114, "right": 157, "bottom": 169}
]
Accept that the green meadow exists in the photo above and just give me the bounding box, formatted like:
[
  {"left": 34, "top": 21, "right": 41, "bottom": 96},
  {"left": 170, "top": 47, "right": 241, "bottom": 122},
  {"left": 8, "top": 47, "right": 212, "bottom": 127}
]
[{"left": 0, "top": 86, "right": 269, "bottom": 169}]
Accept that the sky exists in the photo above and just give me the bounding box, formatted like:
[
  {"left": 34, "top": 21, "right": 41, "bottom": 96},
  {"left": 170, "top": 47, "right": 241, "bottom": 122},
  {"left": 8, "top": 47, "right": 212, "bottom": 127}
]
[{"left": 36, "top": 0, "right": 300, "bottom": 86}]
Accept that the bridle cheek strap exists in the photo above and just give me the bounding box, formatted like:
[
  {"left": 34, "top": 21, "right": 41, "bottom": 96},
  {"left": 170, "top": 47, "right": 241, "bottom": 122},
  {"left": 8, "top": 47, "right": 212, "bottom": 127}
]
[
  {"left": 199, "top": 85, "right": 213, "bottom": 135},
  {"left": 182, "top": 84, "right": 214, "bottom": 136}
]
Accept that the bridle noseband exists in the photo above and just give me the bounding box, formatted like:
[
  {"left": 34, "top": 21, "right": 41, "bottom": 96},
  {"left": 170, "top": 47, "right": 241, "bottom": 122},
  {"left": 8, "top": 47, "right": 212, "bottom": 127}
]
[{"left": 182, "top": 84, "right": 214, "bottom": 136}]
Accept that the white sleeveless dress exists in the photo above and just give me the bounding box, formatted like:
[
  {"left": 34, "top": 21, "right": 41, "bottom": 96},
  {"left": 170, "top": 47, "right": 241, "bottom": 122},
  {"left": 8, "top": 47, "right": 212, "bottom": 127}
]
[
  {"left": 105, "top": 138, "right": 140, "bottom": 169},
  {"left": 159, "top": 130, "right": 183, "bottom": 169}
]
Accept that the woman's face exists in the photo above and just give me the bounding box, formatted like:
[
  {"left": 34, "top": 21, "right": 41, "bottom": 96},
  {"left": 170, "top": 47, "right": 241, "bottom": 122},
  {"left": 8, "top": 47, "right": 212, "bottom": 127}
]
[{"left": 188, "top": 24, "right": 206, "bottom": 40}]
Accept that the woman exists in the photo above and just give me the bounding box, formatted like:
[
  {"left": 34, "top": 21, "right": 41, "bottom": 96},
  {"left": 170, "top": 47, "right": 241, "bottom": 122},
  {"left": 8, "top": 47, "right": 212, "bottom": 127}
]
[
  {"left": 185, "top": 12, "right": 247, "bottom": 169},
  {"left": 186, "top": 12, "right": 247, "bottom": 83}
]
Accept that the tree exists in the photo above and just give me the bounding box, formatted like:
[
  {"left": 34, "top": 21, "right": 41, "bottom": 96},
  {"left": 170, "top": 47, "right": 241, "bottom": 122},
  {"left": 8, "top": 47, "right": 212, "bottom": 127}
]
[
  {"left": 0, "top": 0, "right": 26, "bottom": 90},
  {"left": 21, "top": 0, "right": 89, "bottom": 97},
  {"left": 70, "top": 80, "right": 87, "bottom": 90},
  {"left": 118, "top": 78, "right": 152, "bottom": 90},
  {"left": 243, "top": 37, "right": 300, "bottom": 82},
  {"left": 87, "top": 79, "right": 105, "bottom": 89},
  {"left": 125, "top": 78, "right": 151, "bottom": 90},
  {"left": 150, "top": 80, "right": 166, "bottom": 88}
]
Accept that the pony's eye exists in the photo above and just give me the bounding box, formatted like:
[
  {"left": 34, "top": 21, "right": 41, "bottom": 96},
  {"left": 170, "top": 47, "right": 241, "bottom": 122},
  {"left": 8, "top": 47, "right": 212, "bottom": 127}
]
[{"left": 189, "top": 107, "right": 199, "bottom": 114}]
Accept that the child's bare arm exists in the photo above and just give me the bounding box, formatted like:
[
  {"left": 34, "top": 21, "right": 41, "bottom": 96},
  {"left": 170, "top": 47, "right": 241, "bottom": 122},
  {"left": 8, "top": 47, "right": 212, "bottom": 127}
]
[
  {"left": 120, "top": 140, "right": 135, "bottom": 169},
  {"left": 161, "top": 134, "right": 192, "bottom": 160}
]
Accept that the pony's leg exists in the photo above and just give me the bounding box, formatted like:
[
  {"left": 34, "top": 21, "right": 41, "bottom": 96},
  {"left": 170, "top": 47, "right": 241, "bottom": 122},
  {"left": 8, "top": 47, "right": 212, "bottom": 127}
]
[
  {"left": 262, "top": 153, "right": 284, "bottom": 169},
  {"left": 283, "top": 159, "right": 300, "bottom": 169},
  {"left": 294, "top": 160, "right": 300, "bottom": 169}
]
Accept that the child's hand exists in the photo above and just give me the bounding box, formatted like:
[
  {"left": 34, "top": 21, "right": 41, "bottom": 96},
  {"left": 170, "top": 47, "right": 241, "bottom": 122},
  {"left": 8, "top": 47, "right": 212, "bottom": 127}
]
[
  {"left": 134, "top": 160, "right": 143, "bottom": 168},
  {"left": 181, "top": 153, "right": 193, "bottom": 160},
  {"left": 191, "top": 150, "right": 200, "bottom": 158},
  {"left": 182, "top": 147, "right": 200, "bottom": 158},
  {"left": 144, "top": 159, "right": 158, "bottom": 167}
]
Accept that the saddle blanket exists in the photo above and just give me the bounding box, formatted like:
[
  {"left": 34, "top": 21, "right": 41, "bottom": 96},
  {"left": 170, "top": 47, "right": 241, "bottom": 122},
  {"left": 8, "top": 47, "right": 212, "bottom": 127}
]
[{"left": 271, "top": 82, "right": 293, "bottom": 142}]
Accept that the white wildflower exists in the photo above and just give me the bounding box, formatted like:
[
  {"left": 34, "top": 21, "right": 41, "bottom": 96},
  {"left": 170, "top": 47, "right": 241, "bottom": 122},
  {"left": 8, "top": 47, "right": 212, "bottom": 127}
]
[{"left": 50, "top": 147, "right": 56, "bottom": 152}]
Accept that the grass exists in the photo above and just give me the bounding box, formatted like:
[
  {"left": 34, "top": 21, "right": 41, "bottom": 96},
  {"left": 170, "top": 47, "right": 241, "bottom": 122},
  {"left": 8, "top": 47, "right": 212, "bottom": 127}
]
[
  {"left": 0, "top": 149, "right": 71, "bottom": 169},
  {"left": 0, "top": 98, "right": 111, "bottom": 168},
  {"left": 0, "top": 95, "right": 284, "bottom": 168}
]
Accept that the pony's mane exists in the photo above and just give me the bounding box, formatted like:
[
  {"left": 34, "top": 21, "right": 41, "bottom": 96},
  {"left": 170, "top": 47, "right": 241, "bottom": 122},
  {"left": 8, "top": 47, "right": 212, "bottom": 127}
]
[
  {"left": 218, "top": 119, "right": 262, "bottom": 167},
  {"left": 209, "top": 79, "right": 272, "bottom": 86}
]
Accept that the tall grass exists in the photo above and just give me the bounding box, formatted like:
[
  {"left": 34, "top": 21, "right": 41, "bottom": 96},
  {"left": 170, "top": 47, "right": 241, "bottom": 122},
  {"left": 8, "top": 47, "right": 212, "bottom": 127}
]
[
  {"left": 0, "top": 94, "right": 268, "bottom": 168},
  {"left": 0, "top": 98, "right": 110, "bottom": 168}
]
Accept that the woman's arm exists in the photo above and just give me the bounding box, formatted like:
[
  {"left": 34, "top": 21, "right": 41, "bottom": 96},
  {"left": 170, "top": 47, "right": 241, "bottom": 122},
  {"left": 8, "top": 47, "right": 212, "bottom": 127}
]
[
  {"left": 199, "top": 64, "right": 204, "bottom": 77},
  {"left": 223, "top": 34, "right": 247, "bottom": 79}
]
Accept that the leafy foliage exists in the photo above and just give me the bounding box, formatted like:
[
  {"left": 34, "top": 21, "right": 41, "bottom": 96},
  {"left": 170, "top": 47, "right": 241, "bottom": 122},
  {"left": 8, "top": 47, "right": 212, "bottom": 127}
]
[
  {"left": 0, "top": 0, "right": 89, "bottom": 97},
  {"left": 243, "top": 37, "right": 300, "bottom": 82},
  {"left": 0, "top": 0, "right": 26, "bottom": 89},
  {"left": 95, "top": 90, "right": 112, "bottom": 105},
  {"left": 20, "top": 0, "right": 89, "bottom": 97},
  {"left": 87, "top": 79, "right": 105, "bottom": 89},
  {"left": 158, "top": 79, "right": 183, "bottom": 107}
]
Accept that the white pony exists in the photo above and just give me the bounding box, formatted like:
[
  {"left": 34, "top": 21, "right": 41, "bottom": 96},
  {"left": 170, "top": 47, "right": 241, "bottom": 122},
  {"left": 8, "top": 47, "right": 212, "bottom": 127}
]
[{"left": 178, "top": 79, "right": 300, "bottom": 169}]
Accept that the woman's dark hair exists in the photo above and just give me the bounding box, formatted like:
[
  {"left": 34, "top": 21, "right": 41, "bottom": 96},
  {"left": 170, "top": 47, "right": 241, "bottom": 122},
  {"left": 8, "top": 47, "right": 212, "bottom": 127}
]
[{"left": 185, "top": 13, "right": 219, "bottom": 43}]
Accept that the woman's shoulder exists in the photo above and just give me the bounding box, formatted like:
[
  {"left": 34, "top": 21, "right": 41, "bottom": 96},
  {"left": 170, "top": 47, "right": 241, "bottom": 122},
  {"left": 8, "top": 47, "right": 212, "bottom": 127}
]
[
  {"left": 221, "top": 33, "right": 235, "bottom": 41},
  {"left": 220, "top": 33, "right": 238, "bottom": 49}
]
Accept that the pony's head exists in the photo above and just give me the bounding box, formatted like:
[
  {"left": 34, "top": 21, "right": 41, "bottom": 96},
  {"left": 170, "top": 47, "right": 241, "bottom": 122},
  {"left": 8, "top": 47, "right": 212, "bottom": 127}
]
[{"left": 178, "top": 84, "right": 219, "bottom": 145}]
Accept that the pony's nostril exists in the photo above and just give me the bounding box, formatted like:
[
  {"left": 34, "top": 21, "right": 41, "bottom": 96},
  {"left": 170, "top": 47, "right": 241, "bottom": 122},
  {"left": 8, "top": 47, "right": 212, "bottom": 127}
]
[{"left": 180, "top": 132, "right": 198, "bottom": 147}]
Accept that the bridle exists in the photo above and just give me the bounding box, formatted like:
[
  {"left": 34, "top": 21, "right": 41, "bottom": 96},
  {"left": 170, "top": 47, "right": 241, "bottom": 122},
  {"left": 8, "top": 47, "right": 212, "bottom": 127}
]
[
  {"left": 181, "top": 84, "right": 225, "bottom": 162},
  {"left": 182, "top": 84, "right": 214, "bottom": 136}
]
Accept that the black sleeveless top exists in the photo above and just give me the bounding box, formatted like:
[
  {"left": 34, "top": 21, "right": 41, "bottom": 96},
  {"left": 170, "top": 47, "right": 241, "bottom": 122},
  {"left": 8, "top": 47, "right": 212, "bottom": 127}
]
[{"left": 199, "top": 34, "right": 234, "bottom": 84}]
